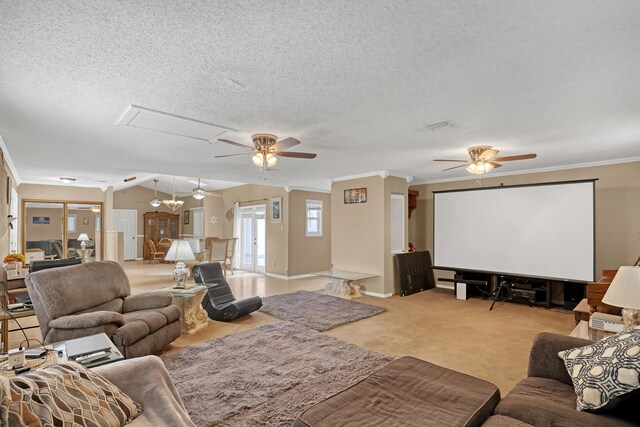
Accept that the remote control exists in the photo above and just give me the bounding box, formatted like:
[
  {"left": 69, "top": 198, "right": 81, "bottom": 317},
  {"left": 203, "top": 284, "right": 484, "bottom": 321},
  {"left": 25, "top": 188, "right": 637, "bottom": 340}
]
[{"left": 75, "top": 351, "right": 110, "bottom": 364}]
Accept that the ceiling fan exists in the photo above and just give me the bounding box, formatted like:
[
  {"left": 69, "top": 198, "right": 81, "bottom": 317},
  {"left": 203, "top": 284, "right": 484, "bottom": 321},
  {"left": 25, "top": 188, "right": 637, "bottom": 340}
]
[
  {"left": 215, "top": 134, "right": 317, "bottom": 169},
  {"left": 434, "top": 146, "right": 537, "bottom": 175}
]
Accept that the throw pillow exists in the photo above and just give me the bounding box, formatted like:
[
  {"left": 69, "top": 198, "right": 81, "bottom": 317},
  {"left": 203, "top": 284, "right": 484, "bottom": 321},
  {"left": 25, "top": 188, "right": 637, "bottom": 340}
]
[
  {"left": 0, "top": 362, "right": 142, "bottom": 426},
  {"left": 558, "top": 325, "right": 640, "bottom": 411}
]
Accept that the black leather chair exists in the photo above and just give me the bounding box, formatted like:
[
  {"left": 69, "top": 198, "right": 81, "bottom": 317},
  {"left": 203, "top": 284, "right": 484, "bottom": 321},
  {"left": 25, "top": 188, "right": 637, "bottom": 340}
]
[{"left": 192, "top": 263, "right": 262, "bottom": 321}]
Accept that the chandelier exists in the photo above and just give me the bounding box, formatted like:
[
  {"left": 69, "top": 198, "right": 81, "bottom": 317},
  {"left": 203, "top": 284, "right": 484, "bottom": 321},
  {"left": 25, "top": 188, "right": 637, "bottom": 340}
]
[
  {"left": 149, "top": 179, "right": 161, "bottom": 208},
  {"left": 192, "top": 178, "right": 205, "bottom": 200},
  {"left": 162, "top": 176, "right": 184, "bottom": 211}
]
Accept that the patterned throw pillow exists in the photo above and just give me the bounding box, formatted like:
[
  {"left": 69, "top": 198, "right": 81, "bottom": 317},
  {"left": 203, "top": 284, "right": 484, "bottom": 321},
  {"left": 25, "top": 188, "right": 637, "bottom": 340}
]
[
  {"left": 0, "top": 362, "right": 142, "bottom": 426},
  {"left": 558, "top": 325, "right": 640, "bottom": 411}
]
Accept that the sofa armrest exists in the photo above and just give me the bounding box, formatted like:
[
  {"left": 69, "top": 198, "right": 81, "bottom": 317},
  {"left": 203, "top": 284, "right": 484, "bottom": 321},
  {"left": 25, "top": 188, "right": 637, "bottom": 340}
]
[
  {"left": 123, "top": 292, "right": 173, "bottom": 313},
  {"left": 48, "top": 311, "right": 125, "bottom": 330},
  {"left": 527, "top": 332, "right": 594, "bottom": 385},
  {"left": 93, "top": 356, "right": 196, "bottom": 426}
]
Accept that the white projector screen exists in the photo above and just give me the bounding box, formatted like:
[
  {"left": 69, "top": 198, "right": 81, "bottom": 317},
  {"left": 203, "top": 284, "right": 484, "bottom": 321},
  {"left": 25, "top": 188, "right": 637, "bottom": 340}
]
[{"left": 433, "top": 181, "right": 595, "bottom": 282}]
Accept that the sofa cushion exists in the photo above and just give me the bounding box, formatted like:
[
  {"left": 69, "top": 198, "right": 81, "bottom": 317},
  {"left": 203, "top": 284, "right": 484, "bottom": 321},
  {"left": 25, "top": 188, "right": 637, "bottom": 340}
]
[
  {"left": 558, "top": 326, "right": 640, "bottom": 411},
  {"left": 294, "top": 356, "right": 500, "bottom": 427},
  {"left": 123, "top": 307, "right": 179, "bottom": 335},
  {"left": 0, "top": 362, "right": 142, "bottom": 426},
  {"left": 494, "top": 377, "right": 638, "bottom": 427}
]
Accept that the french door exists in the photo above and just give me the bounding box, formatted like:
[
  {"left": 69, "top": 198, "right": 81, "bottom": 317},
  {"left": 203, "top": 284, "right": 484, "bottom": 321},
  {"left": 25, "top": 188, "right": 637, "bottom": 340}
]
[{"left": 240, "top": 205, "right": 266, "bottom": 273}]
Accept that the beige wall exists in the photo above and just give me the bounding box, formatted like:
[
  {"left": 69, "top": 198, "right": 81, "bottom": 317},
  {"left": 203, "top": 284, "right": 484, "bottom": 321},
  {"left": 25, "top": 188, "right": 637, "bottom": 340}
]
[
  {"left": 218, "top": 184, "right": 289, "bottom": 276},
  {"left": 203, "top": 195, "right": 224, "bottom": 238},
  {"left": 68, "top": 208, "right": 98, "bottom": 240},
  {"left": 287, "top": 190, "right": 332, "bottom": 276},
  {"left": 25, "top": 206, "right": 64, "bottom": 241},
  {"left": 409, "top": 161, "right": 640, "bottom": 279},
  {"left": 331, "top": 176, "right": 386, "bottom": 294}
]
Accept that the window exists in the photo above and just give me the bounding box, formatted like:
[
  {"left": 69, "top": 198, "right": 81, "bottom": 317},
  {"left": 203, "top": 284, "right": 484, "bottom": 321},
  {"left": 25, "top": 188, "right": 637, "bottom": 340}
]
[
  {"left": 306, "top": 200, "right": 323, "bottom": 237},
  {"left": 67, "top": 214, "right": 77, "bottom": 232},
  {"left": 192, "top": 207, "right": 204, "bottom": 238},
  {"left": 390, "top": 193, "right": 405, "bottom": 253}
]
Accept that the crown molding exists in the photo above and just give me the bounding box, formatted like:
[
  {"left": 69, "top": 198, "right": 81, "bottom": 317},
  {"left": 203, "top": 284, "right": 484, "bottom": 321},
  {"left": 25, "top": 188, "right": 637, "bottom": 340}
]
[
  {"left": 331, "top": 170, "right": 413, "bottom": 184},
  {"left": 285, "top": 186, "right": 331, "bottom": 193},
  {"left": 0, "top": 135, "right": 22, "bottom": 185},
  {"left": 411, "top": 156, "right": 640, "bottom": 186}
]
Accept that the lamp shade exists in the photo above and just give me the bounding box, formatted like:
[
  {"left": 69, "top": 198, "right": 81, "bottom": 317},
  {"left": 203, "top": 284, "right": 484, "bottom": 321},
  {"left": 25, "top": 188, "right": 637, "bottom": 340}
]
[
  {"left": 602, "top": 266, "right": 640, "bottom": 310},
  {"left": 165, "top": 239, "right": 196, "bottom": 262},
  {"left": 77, "top": 233, "right": 90, "bottom": 242}
]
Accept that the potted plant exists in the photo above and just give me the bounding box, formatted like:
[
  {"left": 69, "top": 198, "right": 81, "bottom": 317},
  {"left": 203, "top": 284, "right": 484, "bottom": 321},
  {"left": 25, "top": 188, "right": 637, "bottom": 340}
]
[{"left": 4, "top": 253, "right": 26, "bottom": 271}]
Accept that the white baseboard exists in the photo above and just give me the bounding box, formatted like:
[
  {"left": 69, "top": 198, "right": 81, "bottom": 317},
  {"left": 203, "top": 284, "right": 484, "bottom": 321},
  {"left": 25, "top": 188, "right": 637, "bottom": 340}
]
[
  {"left": 265, "top": 273, "right": 315, "bottom": 280},
  {"left": 135, "top": 257, "right": 143, "bottom": 261},
  {"left": 436, "top": 283, "right": 454, "bottom": 290},
  {"left": 361, "top": 290, "right": 393, "bottom": 298}
]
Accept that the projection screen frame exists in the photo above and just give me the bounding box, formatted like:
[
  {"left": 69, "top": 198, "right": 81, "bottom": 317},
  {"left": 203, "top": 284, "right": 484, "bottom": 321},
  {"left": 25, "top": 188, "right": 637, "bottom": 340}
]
[{"left": 432, "top": 179, "right": 596, "bottom": 283}]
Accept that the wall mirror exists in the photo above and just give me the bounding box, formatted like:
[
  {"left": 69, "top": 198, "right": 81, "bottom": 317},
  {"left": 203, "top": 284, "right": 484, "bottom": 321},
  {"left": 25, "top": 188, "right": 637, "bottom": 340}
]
[{"left": 22, "top": 200, "right": 103, "bottom": 262}]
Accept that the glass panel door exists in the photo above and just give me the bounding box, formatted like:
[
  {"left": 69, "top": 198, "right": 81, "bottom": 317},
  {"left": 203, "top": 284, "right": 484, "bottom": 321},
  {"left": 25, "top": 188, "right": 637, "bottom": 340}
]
[
  {"left": 23, "top": 202, "right": 65, "bottom": 262},
  {"left": 240, "top": 205, "right": 266, "bottom": 273}
]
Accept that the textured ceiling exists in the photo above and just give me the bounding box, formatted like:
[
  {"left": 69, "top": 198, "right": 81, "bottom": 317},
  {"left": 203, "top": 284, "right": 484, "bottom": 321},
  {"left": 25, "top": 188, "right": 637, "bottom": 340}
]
[{"left": 1, "top": 1, "right": 639, "bottom": 191}]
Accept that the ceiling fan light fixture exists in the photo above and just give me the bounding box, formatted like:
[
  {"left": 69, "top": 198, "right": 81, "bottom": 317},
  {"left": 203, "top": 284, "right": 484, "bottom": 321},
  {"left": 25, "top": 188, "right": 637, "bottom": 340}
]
[
  {"left": 252, "top": 152, "right": 264, "bottom": 167},
  {"left": 466, "top": 161, "right": 494, "bottom": 175},
  {"left": 192, "top": 178, "right": 205, "bottom": 200},
  {"left": 266, "top": 153, "right": 277, "bottom": 167}
]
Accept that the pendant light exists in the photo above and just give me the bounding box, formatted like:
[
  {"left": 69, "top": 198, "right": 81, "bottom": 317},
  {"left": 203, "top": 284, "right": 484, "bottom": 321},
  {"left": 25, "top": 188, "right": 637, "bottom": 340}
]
[
  {"left": 192, "top": 178, "right": 205, "bottom": 200},
  {"left": 162, "top": 176, "right": 184, "bottom": 211},
  {"left": 150, "top": 179, "right": 161, "bottom": 208}
]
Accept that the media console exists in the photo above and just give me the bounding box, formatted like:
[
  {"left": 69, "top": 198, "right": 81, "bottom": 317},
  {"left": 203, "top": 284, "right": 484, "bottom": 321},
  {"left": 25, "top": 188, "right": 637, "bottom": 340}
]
[{"left": 436, "top": 269, "right": 586, "bottom": 310}]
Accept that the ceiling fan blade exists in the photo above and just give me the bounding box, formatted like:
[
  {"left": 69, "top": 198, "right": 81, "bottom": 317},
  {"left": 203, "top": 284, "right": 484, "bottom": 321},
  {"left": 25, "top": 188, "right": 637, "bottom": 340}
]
[
  {"left": 274, "top": 151, "right": 317, "bottom": 159},
  {"left": 433, "top": 159, "right": 468, "bottom": 162},
  {"left": 214, "top": 153, "right": 251, "bottom": 158},
  {"left": 272, "top": 137, "right": 301, "bottom": 152},
  {"left": 442, "top": 164, "right": 469, "bottom": 171},
  {"left": 491, "top": 153, "right": 537, "bottom": 162},
  {"left": 217, "top": 139, "right": 254, "bottom": 149},
  {"left": 488, "top": 162, "right": 502, "bottom": 169},
  {"left": 478, "top": 149, "right": 499, "bottom": 161}
]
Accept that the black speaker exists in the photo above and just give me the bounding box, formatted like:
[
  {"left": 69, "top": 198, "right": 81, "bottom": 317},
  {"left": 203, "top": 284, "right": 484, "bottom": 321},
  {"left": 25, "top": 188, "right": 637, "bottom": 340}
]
[{"left": 563, "top": 282, "right": 586, "bottom": 310}]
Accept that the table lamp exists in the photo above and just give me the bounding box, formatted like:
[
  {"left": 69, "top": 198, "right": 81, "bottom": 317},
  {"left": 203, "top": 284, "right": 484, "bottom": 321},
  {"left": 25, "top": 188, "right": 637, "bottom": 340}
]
[
  {"left": 602, "top": 265, "right": 640, "bottom": 328},
  {"left": 165, "top": 240, "right": 195, "bottom": 289},
  {"left": 77, "top": 233, "right": 90, "bottom": 249}
]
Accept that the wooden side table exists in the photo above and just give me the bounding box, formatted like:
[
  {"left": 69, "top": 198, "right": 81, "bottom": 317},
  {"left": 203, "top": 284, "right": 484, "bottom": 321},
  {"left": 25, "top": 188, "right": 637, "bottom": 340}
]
[{"left": 171, "top": 286, "right": 209, "bottom": 334}]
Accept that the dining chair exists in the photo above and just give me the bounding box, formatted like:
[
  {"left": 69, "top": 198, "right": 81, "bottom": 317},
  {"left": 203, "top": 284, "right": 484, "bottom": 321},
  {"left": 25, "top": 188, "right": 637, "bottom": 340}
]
[
  {"left": 147, "top": 240, "right": 166, "bottom": 264},
  {"left": 225, "top": 237, "right": 238, "bottom": 275},
  {"left": 208, "top": 238, "right": 229, "bottom": 277}
]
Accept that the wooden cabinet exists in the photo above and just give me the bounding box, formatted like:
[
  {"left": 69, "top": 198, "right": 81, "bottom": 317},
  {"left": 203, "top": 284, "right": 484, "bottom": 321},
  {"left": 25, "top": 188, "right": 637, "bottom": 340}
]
[{"left": 143, "top": 212, "right": 179, "bottom": 259}]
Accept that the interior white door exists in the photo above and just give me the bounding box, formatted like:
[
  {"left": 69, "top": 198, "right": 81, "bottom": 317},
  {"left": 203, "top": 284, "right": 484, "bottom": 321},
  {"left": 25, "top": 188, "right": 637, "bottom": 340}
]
[
  {"left": 113, "top": 209, "right": 137, "bottom": 260},
  {"left": 240, "top": 205, "right": 266, "bottom": 273}
]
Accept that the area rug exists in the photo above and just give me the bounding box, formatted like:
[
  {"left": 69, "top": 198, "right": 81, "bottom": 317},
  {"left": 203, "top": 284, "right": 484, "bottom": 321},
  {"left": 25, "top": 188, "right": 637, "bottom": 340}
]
[
  {"left": 161, "top": 322, "right": 392, "bottom": 427},
  {"left": 259, "top": 290, "right": 386, "bottom": 331}
]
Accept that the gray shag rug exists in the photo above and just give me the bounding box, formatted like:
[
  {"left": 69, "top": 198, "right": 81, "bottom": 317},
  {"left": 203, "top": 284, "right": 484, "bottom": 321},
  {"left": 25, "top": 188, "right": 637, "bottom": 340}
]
[
  {"left": 259, "top": 290, "right": 386, "bottom": 331},
  {"left": 161, "top": 322, "right": 392, "bottom": 427}
]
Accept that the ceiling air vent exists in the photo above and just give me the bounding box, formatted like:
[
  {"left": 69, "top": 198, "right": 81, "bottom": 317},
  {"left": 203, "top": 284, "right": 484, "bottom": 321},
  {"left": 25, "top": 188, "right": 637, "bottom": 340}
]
[{"left": 425, "top": 120, "right": 455, "bottom": 132}]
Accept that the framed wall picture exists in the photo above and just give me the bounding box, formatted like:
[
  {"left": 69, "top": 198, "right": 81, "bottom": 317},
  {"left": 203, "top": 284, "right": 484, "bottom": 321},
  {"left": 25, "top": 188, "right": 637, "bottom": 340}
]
[
  {"left": 184, "top": 210, "right": 190, "bottom": 225},
  {"left": 33, "top": 216, "right": 50, "bottom": 225},
  {"left": 271, "top": 197, "right": 282, "bottom": 223},
  {"left": 344, "top": 188, "right": 367, "bottom": 204},
  {"left": 83, "top": 217, "right": 89, "bottom": 225}
]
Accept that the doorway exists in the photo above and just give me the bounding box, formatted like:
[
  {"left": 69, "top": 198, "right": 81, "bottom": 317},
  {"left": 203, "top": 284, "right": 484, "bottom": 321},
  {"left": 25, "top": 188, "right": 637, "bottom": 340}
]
[
  {"left": 113, "top": 209, "right": 137, "bottom": 260},
  {"left": 240, "top": 205, "right": 266, "bottom": 273}
]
